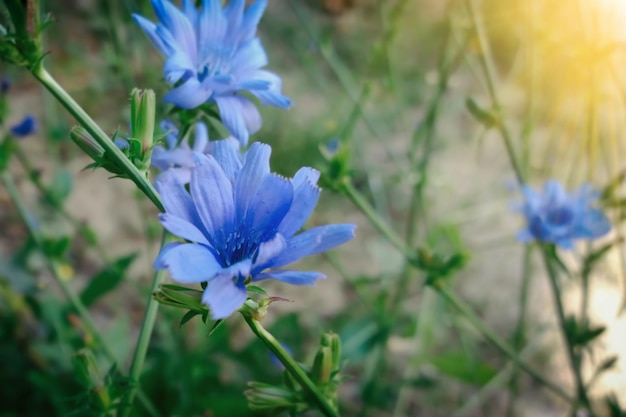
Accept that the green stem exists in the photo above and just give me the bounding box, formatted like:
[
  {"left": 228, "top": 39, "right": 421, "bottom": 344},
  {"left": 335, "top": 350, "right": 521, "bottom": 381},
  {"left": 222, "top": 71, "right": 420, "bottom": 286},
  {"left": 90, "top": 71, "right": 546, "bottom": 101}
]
[
  {"left": 541, "top": 248, "right": 592, "bottom": 413},
  {"left": 340, "top": 181, "right": 414, "bottom": 262},
  {"left": 120, "top": 231, "right": 170, "bottom": 417},
  {"left": 1, "top": 169, "right": 117, "bottom": 363},
  {"left": 433, "top": 282, "right": 577, "bottom": 406},
  {"left": 29, "top": 62, "right": 164, "bottom": 212},
  {"left": 465, "top": 0, "right": 524, "bottom": 184},
  {"left": 242, "top": 314, "right": 339, "bottom": 417},
  {"left": 505, "top": 245, "right": 534, "bottom": 417}
]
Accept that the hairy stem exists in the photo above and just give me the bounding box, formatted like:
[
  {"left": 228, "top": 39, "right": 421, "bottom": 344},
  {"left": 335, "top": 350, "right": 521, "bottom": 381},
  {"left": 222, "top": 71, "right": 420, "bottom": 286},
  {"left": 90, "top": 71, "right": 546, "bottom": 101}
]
[
  {"left": 120, "top": 232, "right": 170, "bottom": 417},
  {"left": 242, "top": 314, "right": 339, "bottom": 417},
  {"left": 433, "top": 282, "right": 578, "bottom": 406},
  {"left": 30, "top": 62, "right": 164, "bottom": 212},
  {"left": 541, "top": 249, "right": 593, "bottom": 414}
]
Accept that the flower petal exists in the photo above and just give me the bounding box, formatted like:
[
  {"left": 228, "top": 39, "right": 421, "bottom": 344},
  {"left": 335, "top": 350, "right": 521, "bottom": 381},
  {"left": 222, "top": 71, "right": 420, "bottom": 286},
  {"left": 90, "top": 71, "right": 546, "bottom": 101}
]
[
  {"left": 239, "top": 0, "right": 267, "bottom": 42},
  {"left": 155, "top": 170, "right": 201, "bottom": 225},
  {"left": 248, "top": 70, "right": 292, "bottom": 108},
  {"left": 253, "top": 270, "right": 325, "bottom": 285},
  {"left": 235, "top": 142, "right": 271, "bottom": 217},
  {"left": 209, "top": 138, "right": 242, "bottom": 183},
  {"left": 202, "top": 278, "right": 247, "bottom": 319},
  {"left": 164, "top": 78, "right": 213, "bottom": 109},
  {"left": 278, "top": 168, "right": 321, "bottom": 237},
  {"left": 215, "top": 95, "right": 261, "bottom": 145},
  {"left": 163, "top": 51, "right": 196, "bottom": 83},
  {"left": 132, "top": 14, "right": 171, "bottom": 55},
  {"left": 266, "top": 224, "right": 356, "bottom": 268},
  {"left": 192, "top": 122, "right": 209, "bottom": 152},
  {"left": 244, "top": 174, "right": 293, "bottom": 243},
  {"left": 253, "top": 234, "right": 286, "bottom": 269},
  {"left": 577, "top": 209, "right": 611, "bottom": 239},
  {"left": 159, "top": 213, "right": 210, "bottom": 245},
  {"left": 231, "top": 38, "right": 268, "bottom": 76},
  {"left": 198, "top": 0, "right": 226, "bottom": 48},
  {"left": 155, "top": 242, "right": 222, "bottom": 283},
  {"left": 191, "top": 153, "right": 235, "bottom": 240},
  {"left": 151, "top": 0, "right": 197, "bottom": 63}
]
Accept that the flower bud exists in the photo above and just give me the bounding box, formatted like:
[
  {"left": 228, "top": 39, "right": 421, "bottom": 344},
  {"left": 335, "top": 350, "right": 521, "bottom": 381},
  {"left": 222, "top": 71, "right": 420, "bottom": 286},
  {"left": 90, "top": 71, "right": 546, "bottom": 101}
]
[
  {"left": 130, "top": 88, "right": 156, "bottom": 155},
  {"left": 320, "top": 332, "right": 341, "bottom": 373},
  {"left": 70, "top": 126, "right": 104, "bottom": 160},
  {"left": 311, "top": 346, "right": 332, "bottom": 386}
]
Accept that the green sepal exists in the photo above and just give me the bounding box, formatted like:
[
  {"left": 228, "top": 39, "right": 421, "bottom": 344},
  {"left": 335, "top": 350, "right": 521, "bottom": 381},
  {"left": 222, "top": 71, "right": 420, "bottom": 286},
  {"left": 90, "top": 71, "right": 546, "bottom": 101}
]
[{"left": 465, "top": 97, "right": 500, "bottom": 128}]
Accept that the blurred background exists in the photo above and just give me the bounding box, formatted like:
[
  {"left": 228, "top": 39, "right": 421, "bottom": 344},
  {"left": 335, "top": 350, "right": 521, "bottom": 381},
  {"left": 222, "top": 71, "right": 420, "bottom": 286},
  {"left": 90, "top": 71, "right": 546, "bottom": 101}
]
[{"left": 1, "top": 0, "right": 626, "bottom": 416}]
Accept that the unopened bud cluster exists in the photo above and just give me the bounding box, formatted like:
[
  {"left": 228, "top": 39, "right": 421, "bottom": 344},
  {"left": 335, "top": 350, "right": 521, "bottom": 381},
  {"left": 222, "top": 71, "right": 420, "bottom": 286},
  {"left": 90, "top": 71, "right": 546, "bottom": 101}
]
[{"left": 246, "top": 332, "right": 343, "bottom": 414}]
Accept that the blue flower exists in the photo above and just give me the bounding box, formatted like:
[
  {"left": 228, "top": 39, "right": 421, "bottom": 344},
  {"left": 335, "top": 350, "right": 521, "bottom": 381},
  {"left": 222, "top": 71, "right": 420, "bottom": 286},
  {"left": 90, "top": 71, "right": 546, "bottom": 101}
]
[
  {"left": 133, "top": 0, "right": 292, "bottom": 146},
  {"left": 516, "top": 180, "right": 611, "bottom": 249},
  {"left": 151, "top": 120, "right": 241, "bottom": 184},
  {"left": 154, "top": 141, "right": 356, "bottom": 319},
  {"left": 10, "top": 115, "right": 37, "bottom": 137}
]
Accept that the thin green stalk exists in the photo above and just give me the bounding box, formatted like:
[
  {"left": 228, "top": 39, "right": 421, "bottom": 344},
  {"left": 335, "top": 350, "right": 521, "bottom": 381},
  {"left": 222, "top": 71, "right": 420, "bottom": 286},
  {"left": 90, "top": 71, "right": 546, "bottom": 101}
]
[
  {"left": 392, "top": 288, "right": 437, "bottom": 417},
  {"left": 340, "top": 181, "right": 414, "bottom": 262},
  {"left": 505, "top": 245, "right": 534, "bottom": 417},
  {"left": 541, "top": 249, "right": 592, "bottom": 413},
  {"left": 464, "top": 0, "right": 524, "bottom": 184},
  {"left": 242, "top": 314, "right": 339, "bottom": 417},
  {"left": 3, "top": 168, "right": 160, "bottom": 416},
  {"left": 433, "top": 282, "right": 577, "bottom": 406},
  {"left": 453, "top": 340, "right": 542, "bottom": 417},
  {"left": 29, "top": 62, "right": 164, "bottom": 212},
  {"left": 1, "top": 169, "right": 117, "bottom": 363},
  {"left": 120, "top": 231, "right": 170, "bottom": 417}
]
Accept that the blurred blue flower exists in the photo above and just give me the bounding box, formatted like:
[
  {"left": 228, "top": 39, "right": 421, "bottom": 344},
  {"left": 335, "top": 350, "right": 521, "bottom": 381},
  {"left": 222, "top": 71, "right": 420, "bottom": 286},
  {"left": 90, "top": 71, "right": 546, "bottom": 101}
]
[
  {"left": 154, "top": 141, "right": 356, "bottom": 319},
  {"left": 516, "top": 180, "right": 611, "bottom": 249},
  {"left": 133, "top": 0, "right": 292, "bottom": 146},
  {"left": 10, "top": 115, "right": 37, "bottom": 137},
  {"left": 152, "top": 120, "right": 241, "bottom": 184},
  {"left": 1, "top": 77, "right": 10, "bottom": 94}
]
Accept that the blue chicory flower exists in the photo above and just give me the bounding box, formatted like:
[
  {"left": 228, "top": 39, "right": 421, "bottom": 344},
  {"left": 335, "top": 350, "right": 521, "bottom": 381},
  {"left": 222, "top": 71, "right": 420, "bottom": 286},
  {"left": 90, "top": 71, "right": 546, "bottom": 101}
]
[
  {"left": 151, "top": 120, "right": 241, "bottom": 184},
  {"left": 516, "top": 180, "right": 611, "bottom": 249},
  {"left": 9, "top": 115, "right": 37, "bottom": 137},
  {"left": 133, "top": 0, "right": 292, "bottom": 146},
  {"left": 1, "top": 77, "right": 10, "bottom": 94},
  {"left": 154, "top": 141, "right": 356, "bottom": 319}
]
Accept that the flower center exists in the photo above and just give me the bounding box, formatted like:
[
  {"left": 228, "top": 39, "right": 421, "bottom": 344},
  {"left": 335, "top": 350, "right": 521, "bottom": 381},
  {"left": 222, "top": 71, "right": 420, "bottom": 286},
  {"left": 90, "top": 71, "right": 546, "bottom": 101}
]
[
  {"left": 546, "top": 207, "right": 573, "bottom": 226},
  {"left": 197, "top": 46, "right": 233, "bottom": 82},
  {"left": 218, "top": 227, "right": 258, "bottom": 267}
]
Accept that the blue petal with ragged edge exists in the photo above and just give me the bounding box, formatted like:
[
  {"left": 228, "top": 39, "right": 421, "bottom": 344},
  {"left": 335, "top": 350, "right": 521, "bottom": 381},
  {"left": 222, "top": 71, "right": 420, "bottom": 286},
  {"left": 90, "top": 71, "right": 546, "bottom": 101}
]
[
  {"left": 134, "top": 0, "right": 291, "bottom": 143},
  {"left": 155, "top": 242, "right": 222, "bottom": 284},
  {"left": 154, "top": 141, "right": 356, "bottom": 319}
]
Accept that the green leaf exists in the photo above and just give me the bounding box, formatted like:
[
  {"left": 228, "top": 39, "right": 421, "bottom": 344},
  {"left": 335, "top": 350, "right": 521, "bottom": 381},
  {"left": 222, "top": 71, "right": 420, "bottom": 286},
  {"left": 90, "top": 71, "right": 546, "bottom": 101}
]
[
  {"left": 41, "top": 236, "right": 71, "bottom": 260},
  {"left": 465, "top": 98, "right": 499, "bottom": 128},
  {"left": 180, "top": 310, "right": 201, "bottom": 327},
  {"left": 426, "top": 351, "right": 497, "bottom": 386},
  {"left": 582, "top": 242, "right": 614, "bottom": 279},
  {"left": 48, "top": 170, "right": 73, "bottom": 204},
  {"left": 402, "top": 373, "right": 438, "bottom": 389},
  {"left": 596, "top": 356, "right": 618, "bottom": 375},
  {"left": 208, "top": 319, "right": 224, "bottom": 336},
  {"left": 0, "top": 136, "right": 15, "bottom": 172},
  {"left": 80, "top": 254, "right": 136, "bottom": 307},
  {"left": 247, "top": 285, "right": 267, "bottom": 295}
]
